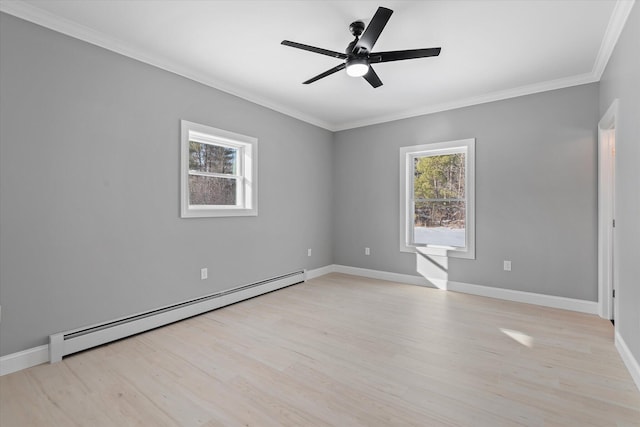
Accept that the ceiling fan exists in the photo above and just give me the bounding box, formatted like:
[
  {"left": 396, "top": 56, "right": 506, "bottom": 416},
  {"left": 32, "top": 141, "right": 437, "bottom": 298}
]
[{"left": 281, "top": 6, "right": 441, "bottom": 88}]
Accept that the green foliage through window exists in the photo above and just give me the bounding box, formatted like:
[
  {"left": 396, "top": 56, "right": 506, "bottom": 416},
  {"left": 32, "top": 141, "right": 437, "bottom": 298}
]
[{"left": 413, "top": 153, "right": 466, "bottom": 230}]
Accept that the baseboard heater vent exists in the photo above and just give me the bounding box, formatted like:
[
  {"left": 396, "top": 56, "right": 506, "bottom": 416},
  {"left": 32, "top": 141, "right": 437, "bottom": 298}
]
[{"left": 49, "top": 270, "right": 305, "bottom": 363}]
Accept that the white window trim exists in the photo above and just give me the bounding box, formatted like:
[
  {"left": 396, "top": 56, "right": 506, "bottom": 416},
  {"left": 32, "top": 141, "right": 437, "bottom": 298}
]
[
  {"left": 399, "top": 138, "right": 475, "bottom": 259},
  {"left": 180, "top": 120, "right": 257, "bottom": 218}
]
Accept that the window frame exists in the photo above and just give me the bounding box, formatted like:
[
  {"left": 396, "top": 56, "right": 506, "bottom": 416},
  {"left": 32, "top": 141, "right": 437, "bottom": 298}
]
[
  {"left": 180, "top": 120, "right": 257, "bottom": 218},
  {"left": 399, "top": 138, "right": 475, "bottom": 259}
]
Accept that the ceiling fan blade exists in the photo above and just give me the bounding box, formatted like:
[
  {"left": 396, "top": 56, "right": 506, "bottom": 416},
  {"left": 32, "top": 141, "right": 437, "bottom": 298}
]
[
  {"left": 303, "top": 63, "right": 347, "bottom": 84},
  {"left": 353, "top": 7, "right": 393, "bottom": 54},
  {"left": 282, "top": 40, "right": 347, "bottom": 59},
  {"left": 370, "top": 47, "right": 442, "bottom": 63},
  {"left": 363, "top": 66, "right": 383, "bottom": 88}
]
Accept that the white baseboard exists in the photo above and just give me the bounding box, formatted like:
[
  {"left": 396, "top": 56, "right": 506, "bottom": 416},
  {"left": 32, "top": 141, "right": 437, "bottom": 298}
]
[
  {"left": 0, "top": 344, "right": 49, "bottom": 376},
  {"left": 305, "top": 265, "right": 336, "bottom": 281},
  {"left": 446, "top": 281, "right": 598, "bottom": 314},
  {"left": 310, "top": 264, "right": 597, "bottom": 315},
  {"left": 332, "top": 264, "right": 433, "bottom": 287},
  {"left": 615, "top": 330, "right": 640, "bottom": 392}
]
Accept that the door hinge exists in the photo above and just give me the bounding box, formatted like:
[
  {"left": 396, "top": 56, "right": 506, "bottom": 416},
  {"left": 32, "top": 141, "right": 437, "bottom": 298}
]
[{"left": 613, "top": 289, "right": 616, "bottom": 298}]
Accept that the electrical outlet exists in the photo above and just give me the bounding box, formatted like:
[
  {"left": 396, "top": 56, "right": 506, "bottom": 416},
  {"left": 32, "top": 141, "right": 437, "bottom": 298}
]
[
  {"left": 503, "top": 260, "right": 512, "bottom": 271},
  {"left": 200, "top": 268, "right": 208, "bottom": 280},
  {"left": 365, "top": 247, "right": 370, "bottom": 256},
  {"left": 308, "top": 248, "right": 312, "bottom": 257}
]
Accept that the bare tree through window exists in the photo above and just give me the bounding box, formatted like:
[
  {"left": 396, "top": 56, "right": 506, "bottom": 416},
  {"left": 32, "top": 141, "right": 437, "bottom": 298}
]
[{"left": 188, "top": 141, "right": 238, "bottom": 206}]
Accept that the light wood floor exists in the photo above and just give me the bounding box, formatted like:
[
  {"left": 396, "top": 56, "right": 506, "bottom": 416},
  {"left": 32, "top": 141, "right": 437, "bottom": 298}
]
[{"left": 1, "top": 273, "right": 639, "bottom": 426}]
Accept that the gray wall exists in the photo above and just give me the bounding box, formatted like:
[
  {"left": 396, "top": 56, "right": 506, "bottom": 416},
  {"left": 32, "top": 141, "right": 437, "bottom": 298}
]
[
  {"left": 333, "top": 84, "right": 600, "bottom": 301},
  {"left": 0, "top": 8, "right": 625, "bottom": 361},
  {"left": 599, "top": 3, "right": 640, "bottom": 371},
  {"left": 0, "top": 14, "right": 333, "bottom": 356}
]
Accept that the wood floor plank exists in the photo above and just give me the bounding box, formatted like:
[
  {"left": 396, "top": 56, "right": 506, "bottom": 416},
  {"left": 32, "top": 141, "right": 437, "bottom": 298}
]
[{"left": 1, "top": 273, "right": 639, "bottom": 426}]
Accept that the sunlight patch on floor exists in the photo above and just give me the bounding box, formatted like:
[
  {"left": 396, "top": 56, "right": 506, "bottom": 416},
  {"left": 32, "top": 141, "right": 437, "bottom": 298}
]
[{"left": 500, "top": 328, "right": 534, "bottom": 348}]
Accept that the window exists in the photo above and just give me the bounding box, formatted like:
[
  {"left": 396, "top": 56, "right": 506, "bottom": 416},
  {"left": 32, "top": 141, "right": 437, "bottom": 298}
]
[
  {"left": 181, "top": 120, "right": 257, "bottom": 218},
  {"left": 400, "top": 138, "right": 475, "bottom": 258}
]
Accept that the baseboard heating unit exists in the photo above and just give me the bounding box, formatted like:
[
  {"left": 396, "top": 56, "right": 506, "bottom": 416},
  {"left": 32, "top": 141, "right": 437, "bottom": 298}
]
[{"left": 49, "top": 270, "right": 305, "bottom": 363}]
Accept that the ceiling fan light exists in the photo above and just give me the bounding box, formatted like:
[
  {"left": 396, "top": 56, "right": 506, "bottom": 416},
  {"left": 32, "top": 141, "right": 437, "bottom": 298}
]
[{"left": 346, "top": 58, "right": 369, "bottom": 77}]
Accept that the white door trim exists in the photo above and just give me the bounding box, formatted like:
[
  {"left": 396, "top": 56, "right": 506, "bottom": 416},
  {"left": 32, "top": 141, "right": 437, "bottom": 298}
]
[{"left": 597, "top": 99, "right": 618, "bottom": 320}]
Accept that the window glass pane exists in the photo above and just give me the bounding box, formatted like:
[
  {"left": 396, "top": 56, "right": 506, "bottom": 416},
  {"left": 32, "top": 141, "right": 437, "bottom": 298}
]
[
  {"left": 189, "top": 141, "right": 237, "bottom": 175},
  {"left": 414, "top": 200, "right": 466, "bottom": 247},
  {"left": 413, "top": 153, "right": 465, "bottom": 200},
  {"left": 413, "top": 152, "right": 466, "bottom": 247},
  {"left": 189, "top": 175, "right": 237, "bottom": 206}
]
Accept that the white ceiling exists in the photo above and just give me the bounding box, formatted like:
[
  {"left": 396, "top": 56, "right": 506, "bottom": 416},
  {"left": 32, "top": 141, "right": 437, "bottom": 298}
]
[{"left": 0, "top": 0, "right": 634, "bottom": 130}]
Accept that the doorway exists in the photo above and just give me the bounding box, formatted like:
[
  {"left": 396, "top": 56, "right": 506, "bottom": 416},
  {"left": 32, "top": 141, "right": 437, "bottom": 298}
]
[{"left": 598, "top": 100, "right": 618, "bottom": 322}]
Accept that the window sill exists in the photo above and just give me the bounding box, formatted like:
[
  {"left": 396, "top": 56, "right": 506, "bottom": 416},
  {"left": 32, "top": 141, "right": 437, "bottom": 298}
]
[
  {"left": 181, "top": 207, "right": 257, "bottom": 218},
  {"left": 401, "top": 244, "right": 475, "bottom": 260}
]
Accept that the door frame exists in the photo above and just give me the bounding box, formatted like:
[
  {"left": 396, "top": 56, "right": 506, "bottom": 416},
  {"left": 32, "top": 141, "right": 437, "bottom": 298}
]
[{"left": 598, "top": 99, "right": 618, "bottom": 320}]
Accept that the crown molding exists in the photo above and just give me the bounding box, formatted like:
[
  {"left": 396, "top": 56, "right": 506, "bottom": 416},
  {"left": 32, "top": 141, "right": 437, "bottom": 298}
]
[
  {"left": 592, "top": 0, "right": 635, "bottom": 79},
  {"left": 1, "top": 0, "right": 634, "bottom": 132},
  {"left": 0, "top": 0, "right": 334, "bottom": 131},
  {"left": 332, "top": 72, "right": 599, "bottom": 131}
]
